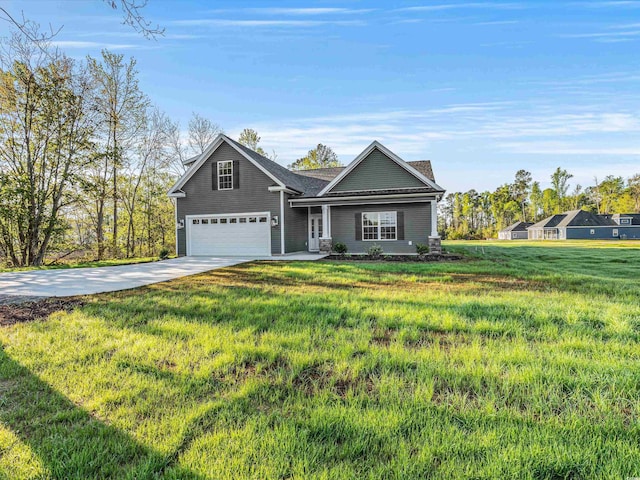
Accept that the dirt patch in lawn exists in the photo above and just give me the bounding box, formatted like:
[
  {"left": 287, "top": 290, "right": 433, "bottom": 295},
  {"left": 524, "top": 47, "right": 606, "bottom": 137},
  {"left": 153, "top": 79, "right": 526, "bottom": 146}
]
[{"left": 0, "top": 298, "right": 84, "bottom": 326}]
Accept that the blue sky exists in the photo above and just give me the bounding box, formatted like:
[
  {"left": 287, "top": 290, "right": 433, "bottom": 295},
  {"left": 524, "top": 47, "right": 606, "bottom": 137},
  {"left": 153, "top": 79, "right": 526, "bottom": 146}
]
[{"left": 4, "top": 1, "right": 640, "bottom": 192}]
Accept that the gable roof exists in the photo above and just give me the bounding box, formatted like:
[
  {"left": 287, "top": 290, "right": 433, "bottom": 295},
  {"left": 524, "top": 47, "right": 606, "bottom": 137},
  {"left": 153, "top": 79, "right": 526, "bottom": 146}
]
[
  {"left": 294, "top": 160, "right": 436, "bottom": 183},
  {"left": 529, "top": 210, "right": 616, "bottom": 229},
  {"left": 557, "top": 210, "right": 616, "bottom": 227},
  {"left": 316, "top": 141, "right": 444, "bottom": 196},
  {"left": 169, "top": 136, "right": 443, "bottom": 199},
  {"left": 168, "top": 134, "right": 329, "bottom": 197},
  {"left": 500, "top": 221, "right": 533, "bottom": 233}
]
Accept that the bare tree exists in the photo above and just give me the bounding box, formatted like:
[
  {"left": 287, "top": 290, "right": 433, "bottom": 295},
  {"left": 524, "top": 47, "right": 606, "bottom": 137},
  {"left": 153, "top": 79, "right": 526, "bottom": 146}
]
[
  {"left": 121, "top": 107, "right": 172, "bottom": 256},
  {"left": 103, "top": 0, "right": 164, "bottom": 39},
  {"left": 1, "top": 1, "right": 163, "bottom": 44},
  {"left": 188, "top": 113, "right": 223, "bottom": 154},
  {"left": 88, "top": 50, "right": 148, "bottom": 258}
]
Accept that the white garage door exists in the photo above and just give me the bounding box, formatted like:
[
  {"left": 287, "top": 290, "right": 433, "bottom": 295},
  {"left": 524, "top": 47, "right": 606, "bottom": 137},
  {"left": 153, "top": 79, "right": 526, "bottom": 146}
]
[{"left": 187, "top": 212, "right": 271, "bottom": 256}]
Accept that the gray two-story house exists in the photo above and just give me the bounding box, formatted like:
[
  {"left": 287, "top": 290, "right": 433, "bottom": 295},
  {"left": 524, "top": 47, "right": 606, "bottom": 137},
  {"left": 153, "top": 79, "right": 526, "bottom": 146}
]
[{"left": 168, "top": 135, "right": 445, "bottom": 256}]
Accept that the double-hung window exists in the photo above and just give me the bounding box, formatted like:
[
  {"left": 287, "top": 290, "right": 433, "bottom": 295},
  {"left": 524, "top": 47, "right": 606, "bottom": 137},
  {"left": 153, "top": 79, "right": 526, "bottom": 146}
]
[
  {"left": 362, "top": 212, "right": 397, "bottom": 241},
  {"left": 217, "top": 161, "right": 233, "bottom": 190}
]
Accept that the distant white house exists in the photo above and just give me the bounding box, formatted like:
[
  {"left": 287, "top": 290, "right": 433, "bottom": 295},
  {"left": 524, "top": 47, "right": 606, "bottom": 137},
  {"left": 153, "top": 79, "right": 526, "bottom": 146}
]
[{"left": 498, "top": 221, "right": 532, "bottom": 240}]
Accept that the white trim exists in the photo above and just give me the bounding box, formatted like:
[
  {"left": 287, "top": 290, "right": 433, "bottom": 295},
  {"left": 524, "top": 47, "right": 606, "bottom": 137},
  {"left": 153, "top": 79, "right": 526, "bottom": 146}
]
[
  {"left": 290, "top": 192, "right": 439, "bottom": 205},
  {"left": 280, "top": 190, "right": 285, "bottom": 255},
  {"left": 185, "top": 211, "right": 271, "bottom": 257},
  {"left": 317, "top": 140, "right": 445, "bottom": 196},
  {"left": 326, "top": 186, "right": 435, "bottom": 195},
  {"left": 429, "top": 200, "right": 439, "bottom": 238},
  {"left": 173, "top": 198, "right": 179, "bottom": 255},
  {"left": 361, "top": 211, "right": 397, "bottom": 242},
  {"left": 268, "top": 185, "right": 301, "bottom": 194},
  {"left": 307, "top": 207, "right": 312, "bottom": 251},
  {"left": 321, "top": 205, "right": 331, "bottom": 240},
  {"left": 217, "top": 160, "right": 233, "bottom": 190},
  {"left": 168, "top": 134, "right": 285, "bottom": 196}
]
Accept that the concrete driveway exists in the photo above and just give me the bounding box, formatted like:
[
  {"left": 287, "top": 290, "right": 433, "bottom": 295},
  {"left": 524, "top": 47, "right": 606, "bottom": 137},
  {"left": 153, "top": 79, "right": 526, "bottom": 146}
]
[{"left": 0, "top": 256, "right": 253, "bottom": 301}]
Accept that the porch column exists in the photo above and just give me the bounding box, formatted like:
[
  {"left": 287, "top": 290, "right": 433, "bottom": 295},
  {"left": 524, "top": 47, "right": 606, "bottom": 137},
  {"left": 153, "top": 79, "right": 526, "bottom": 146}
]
[
  {"left": 428, "top": 200, "right": 442, "bottom": 254},
  {"left": 320, "top": 204, "right": 332, "bottom": 253},
  {"left": 429, "top": 200, "right": 439, "bottom": 238}
]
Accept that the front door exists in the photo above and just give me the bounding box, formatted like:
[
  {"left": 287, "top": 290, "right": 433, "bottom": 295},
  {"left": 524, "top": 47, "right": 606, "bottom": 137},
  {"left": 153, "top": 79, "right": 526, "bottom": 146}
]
[{"left": 309, "top": 214, "right": 323, "bottom": 251}]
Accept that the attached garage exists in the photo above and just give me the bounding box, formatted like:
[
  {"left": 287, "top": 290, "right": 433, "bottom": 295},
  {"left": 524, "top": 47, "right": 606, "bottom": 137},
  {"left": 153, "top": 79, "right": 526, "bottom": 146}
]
[{"left": 186, "top": 212, "right": 271, "bottom": 256}]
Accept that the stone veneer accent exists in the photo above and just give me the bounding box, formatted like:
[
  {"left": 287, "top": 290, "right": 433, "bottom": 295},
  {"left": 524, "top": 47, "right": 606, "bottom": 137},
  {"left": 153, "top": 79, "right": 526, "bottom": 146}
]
[
  {"left": 319, "top": 238, "right": 333, "bottom": 254},
  {"left": 428, "top": 236, "right": 442, "bottom": 254}
]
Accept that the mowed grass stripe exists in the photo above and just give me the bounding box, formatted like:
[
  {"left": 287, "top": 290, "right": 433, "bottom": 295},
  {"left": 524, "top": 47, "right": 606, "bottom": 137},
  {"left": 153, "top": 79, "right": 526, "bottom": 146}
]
[{"left": 1, "top": 241, "right": 640, "bottom": 478}]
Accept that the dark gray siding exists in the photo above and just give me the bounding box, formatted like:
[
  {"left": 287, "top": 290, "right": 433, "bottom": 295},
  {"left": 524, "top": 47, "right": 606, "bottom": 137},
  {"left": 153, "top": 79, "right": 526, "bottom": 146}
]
[
  {"left": 330, "top": 202, "right": 431, "bottom": 254},
  {"left": 176, "top": 142, "right": 282, "bottom": 255},
  {"left": 566, "top": 226, "right": 640, "bottom": 240},
  {"left": 284, "top": 195, "right": 309, "bottom": 252},
  {"left": 512, "top": 231, "right": 528, "bottom": 239},
  {"left": 331, "top": 148, "right": 425, "bottom": 192}
]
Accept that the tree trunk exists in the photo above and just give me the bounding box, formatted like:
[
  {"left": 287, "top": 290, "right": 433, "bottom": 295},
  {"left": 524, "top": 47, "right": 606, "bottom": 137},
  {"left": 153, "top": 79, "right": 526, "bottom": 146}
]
[{"left": 111, "top": 126, "right": 118, "bottom": 258}]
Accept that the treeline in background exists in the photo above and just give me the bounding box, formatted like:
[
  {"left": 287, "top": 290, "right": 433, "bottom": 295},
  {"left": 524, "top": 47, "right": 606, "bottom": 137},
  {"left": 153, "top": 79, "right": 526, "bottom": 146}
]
[{"left": 440, "top": 169, "right": 640, "bottom": 239}]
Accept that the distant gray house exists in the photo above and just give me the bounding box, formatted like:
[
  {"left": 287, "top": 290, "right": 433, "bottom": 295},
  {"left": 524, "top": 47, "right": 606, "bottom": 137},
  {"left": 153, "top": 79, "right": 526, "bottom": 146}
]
[
  {"left": 528, "top": 210, "right": 640, "bottom": 240},
  {"left": 498, "top": 221, "right": 533, "bottom": 240},
  {"left": 168, "top": 135, "right": 445, "bottom": 256}
]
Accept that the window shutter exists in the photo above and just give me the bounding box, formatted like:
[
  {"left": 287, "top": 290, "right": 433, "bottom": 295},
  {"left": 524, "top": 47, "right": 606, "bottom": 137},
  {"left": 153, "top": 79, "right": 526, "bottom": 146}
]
[
  {"left": 397, "top": 211, "right": 404, "bottom": 240},
  {"left": 212, "top": 163, "right": 218, "bottom": 190},
  {"left": 233, "top": 160, "right": 240, "bottom": 189},
  {"left": 355, "top": 212, "right": 362, "bottom": 241}
]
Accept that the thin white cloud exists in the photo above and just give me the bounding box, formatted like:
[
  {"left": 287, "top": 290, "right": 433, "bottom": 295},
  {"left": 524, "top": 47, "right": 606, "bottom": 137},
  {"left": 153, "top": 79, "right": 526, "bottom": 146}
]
[
  {"left": 239, "top": 8, "right": 375, "bottom": 15},
  {"left": 50, "top": 40, "right": 140, "bottom": 50},
  {"left": 559, "top": 29, "right": 640, "bottom": 39},
  {"left": 534, "top": 72, "right": 640, "bottom": 86},
  {"left": 498, "top": 142, "right": 640, "bottom": 155},
  {"left": 396, "top": 2, "right": 526, "bottom": 12},
  {"left": 473, "top": 20, "right": 520, "bottom": 25},
  {"left": 236, "top": 104, "right": 640, "bottom": 167},
  {"left": 572, "top": 1, "right": 640, "bottom": 7},
  {"left": 171, "top": 19, "right": 365, "bottom": 27}
]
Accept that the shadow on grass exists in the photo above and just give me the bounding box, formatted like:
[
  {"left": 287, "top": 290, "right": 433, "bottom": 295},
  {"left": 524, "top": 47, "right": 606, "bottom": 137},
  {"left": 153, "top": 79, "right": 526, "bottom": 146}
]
[{"left": 0, "top": 347, "right": 203, "bottom": 479}]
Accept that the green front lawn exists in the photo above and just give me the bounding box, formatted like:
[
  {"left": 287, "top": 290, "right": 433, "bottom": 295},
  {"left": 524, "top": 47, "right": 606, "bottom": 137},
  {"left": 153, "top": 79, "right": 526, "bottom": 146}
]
[{"left": 1, "top": 241, "right": 640, "bottom": 479}]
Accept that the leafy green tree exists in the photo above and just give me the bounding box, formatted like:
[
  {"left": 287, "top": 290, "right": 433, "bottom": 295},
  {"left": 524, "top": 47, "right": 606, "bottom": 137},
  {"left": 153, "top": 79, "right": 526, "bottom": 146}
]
[
  {"left": 0, "top": 34, "right": 94, "bottom": 266},
  {"left": 512, "top": 169, "right": 532, "bottom": 221},
  {"left": 598, "top": 175, "right": 625, "bottom": 214},
  {"left": 550, "top": 167, "right": 573, "bottom": 213},
  {"left": 627, "top": 174, "right": 640, "bottom": 212},
  {"left": 542, "top": 188, "right": 557, "bottom": 218},
  {"left": 529, "top": 181, "right": 542, "bottom": 222},
  {"left": 237, "top": 128, "right": 278, "bottom": 160},
  {"left": 289, "top": 144, "right": 341, "bottom": 170}
]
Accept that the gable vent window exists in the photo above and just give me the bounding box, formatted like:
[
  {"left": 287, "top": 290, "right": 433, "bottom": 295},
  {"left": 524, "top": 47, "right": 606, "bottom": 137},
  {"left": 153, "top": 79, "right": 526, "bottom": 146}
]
[{"left": 217, "top": 161, "right": 233, "bottom": 190}]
